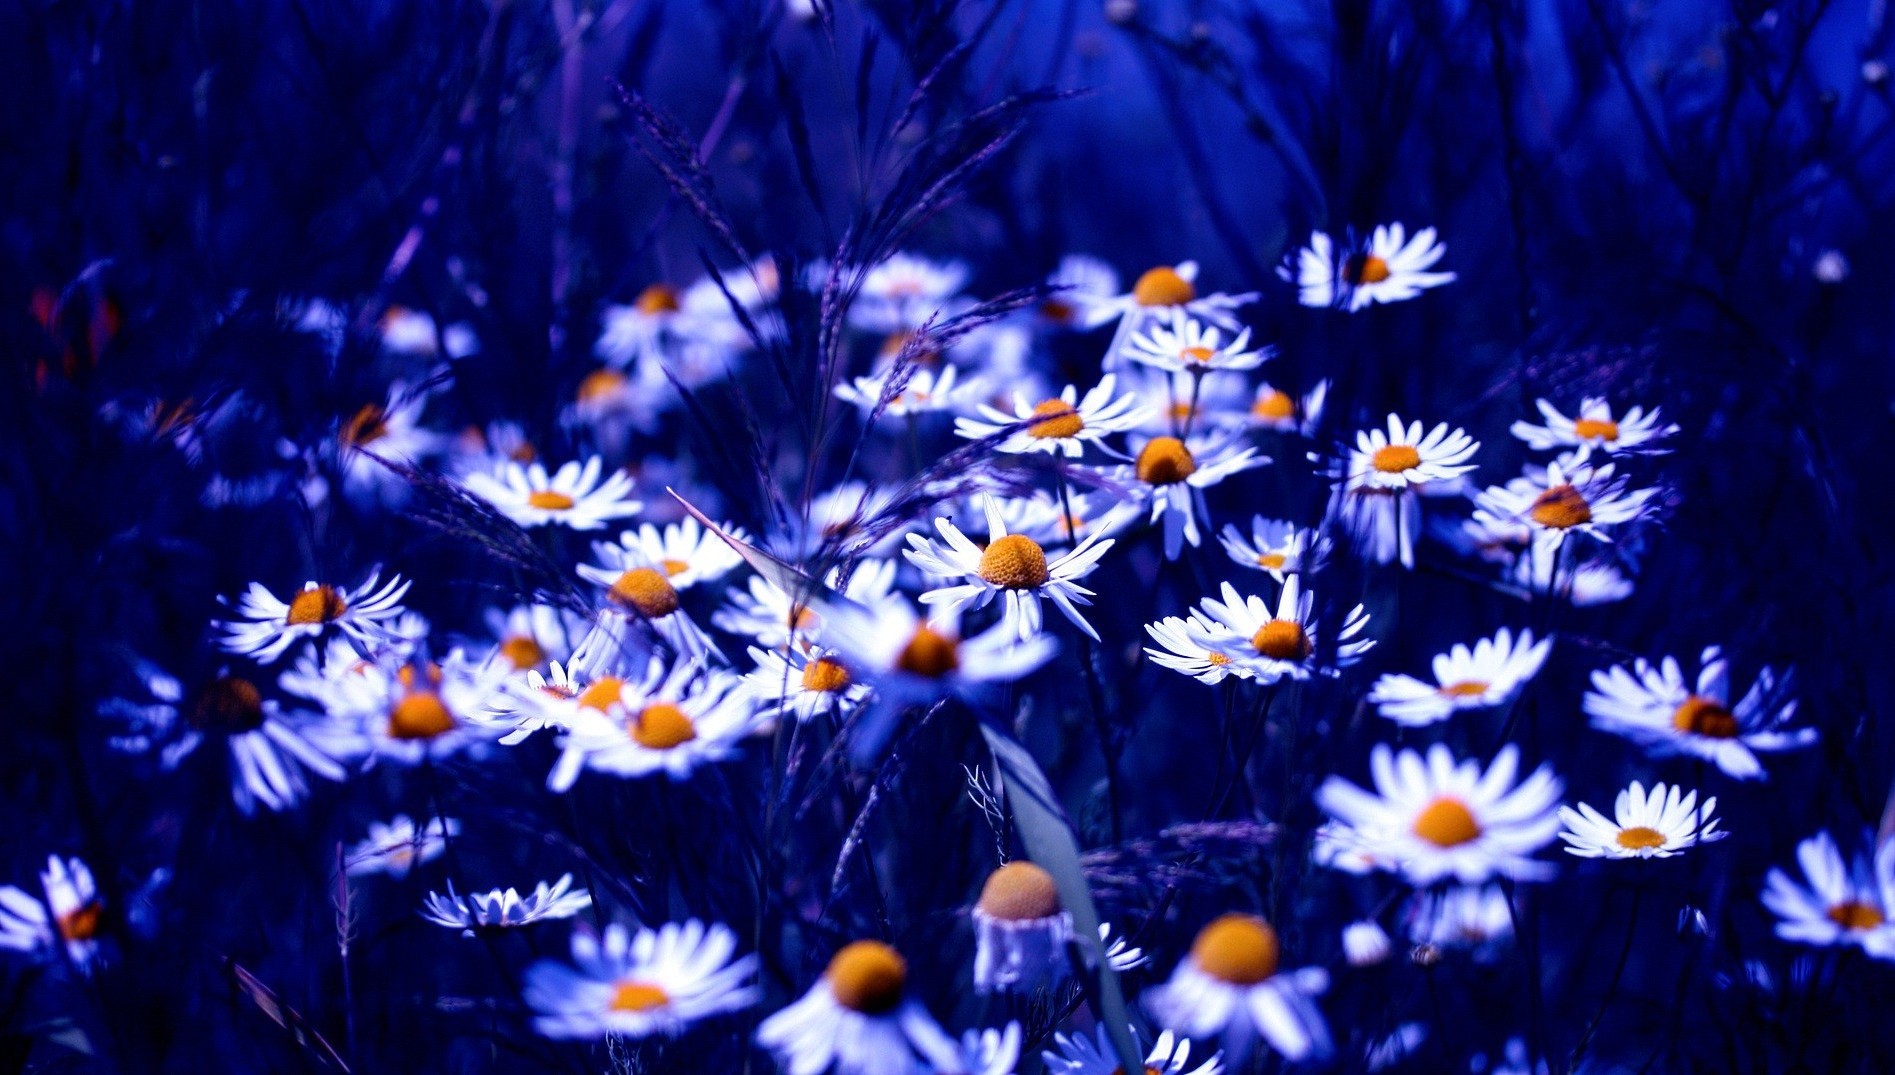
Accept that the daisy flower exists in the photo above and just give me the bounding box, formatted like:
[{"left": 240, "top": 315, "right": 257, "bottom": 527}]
[
  {"left": 484, "top": 603, "right": 588, "bottom": 672},
  {"left": 971, "top": 861, "right": 1074, "bottom": 994},
  {"left": 1038, "top": 254, "right": 1120, "bottom": 329},
  {"left": 462, "top": 456, "right": 642, "bottom": 531},
  {"left": 953, "top": 374, "right": 1146, "bottom": 458},
  {"left": 377, "top": 305, "right": 476, "bottom": 358},
  {"left": 1558, "top": 781, "right": 1725, "bottom": 859},
  {"left": 904, "top": 496, "right": 1115, "bottom": 642},
  {"left": 577, "top": 541, "right": 720, "bottom": 658},
  {"left": 1186, "top": 577, "right": 1374, "bottom": 683},
  {"left": 1144, "top": 914, "right": 1331, "bottom": 1064},
  {"left": 420, "top": 874, "right": 591, "bottom": 935},
  {"left": 484, "top": 659, "right": 627, "bottom": 744},
  {"left": 744, "top": 646, "right": 873, "bottom": 725},
  {"left": 594, "top": 282, "right": 688, "bottom": 368},
  {"left": 1122, "top": 313, "right": 1271, "bottom": 375},
  {"left": 714, "top": 559, "right": 899, "bottom": 652},
  {"left": 1043, "top": 1025, "right": 1223, "bottom": 1075},
  {"left": 526, "top": 920, "right": 759, "bottom": 1039},
  {"left": 597, "top": 516, "right": 746, "bottom": 591},
  {"left": 1104, "top": 434, "right": 1267, "bottom": 559},
  {"left": 1215, "top": 516, "right": 1327, "bottom": 582},
  {"left": 834, "top": 363, "right": 981, "bottom": 419},
  {"left": 337, "top": 385, "right": 445, "bottom": 469},
  {"left": 1473, "top": 454, "right": 1658, "bottom": 550},
  {"left": 344, "top": 814, "right": 459, "bottom": 877},
  {"left": 1082, "top": 261, "right": 1258, "bottom": 332},
  {"left": 217, "top": 572, "right": 413, "bottom": 663},
  {"left": 1335, "top": 414, "right": 1480, "bottom": 492},
  {"left": 1583, "top": 646, "right": 1813, "bottom": 779},
  {"left": 1315, "top": 743, "right": 1564, "bottom": 884},
  {"left": 1341, "top": 920, "right": 1392, "bottom": 967},
  {"left": 298, "top": 651, "right": 508, "bottom": 765},
  {"left": 755, "top": 939, "right": 963, "bottom": 1075},
  {"left": 1246, "top": 380, "right": 1326, "bottom": 435},
  {"left": 1284, "top": 224, "right": 1454, "bottom": 312},
  {"left": 1367, "top": 627, "right": 1552, "bottom": 727},
  {"left": 165, "top": 670, "right": 349, "bottom": 813},
  {"left": 1405, "top": 885, "right": 1515, "bottom": 957},
  {"left": 848, "top": 252, "right": 970, "bottom": 332},
  {"left": 40, "top": 857, "right": 104, "bottom": 970},
  {"left": 1143, "top": 613, "right": 1246, "bottom": 685},
  {"left": 1761, "top": 832, "right": 1895, "bottom": 959},
  {"left": 1511, "top": 545, "right": 1637, "bottom": 605},
  {"left": 992, "top": 490, "right": 1140, "bottom": 548},
  {"left": 546, "top": 656, "right": 763, "bottom": 788},
  {"left": 1511, "top": 397, "right": 1678, "bottom": 455}
]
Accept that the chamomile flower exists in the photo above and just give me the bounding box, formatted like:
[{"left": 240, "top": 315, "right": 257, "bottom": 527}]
[
  {"left": 462, "top": 456, "right": 642, "bottom": 531},
  {"left": 337, "top": 386, "right": 445, "bottom": 471},
  {"left": 1336, "top": 414, "right": 1480, "bottom": 492},
  {"left": 1405, "top": 885, "right": 1515, "bottom": 957},
  {"left": 1511, "top": 546, "right": 1637, "bottom": 604},
  {"left": 1216, "top": 517, "right": 1326, "bottom": 582},
  {"left": 1043, "top": 1025, "right": 1223, "bottom": 1075},
  {"left": 714, "top": 559, "right": 899, "bottom": 652},
  {"left": 39, "top": 857, "right": 104, "bottom": 970},
  {"left": 546, "top": 656, "right": 763, "bottom": 787},
  {"left": 601, "top": 516, "right": 747, "bottom": 591},
  {"left": 164, "top": 670, "right": 349, "bottom": 812},
  {"left": 1584, "top": 646, "right": 1814, "bottom": 779},
  {"left": 344, "top": 814, "right": 459, "bottom": 877},
  {"left": 1039, "top": 255, "right": 1120, "bottom": 329},
  {"left": 970, "top": 862, "right": 1074, "bottom": 994},
  {"left": 525, "top": 919, "right": 759, "bottom": 1039},
  {"left": 755, "top": 939, "right": 963, "bottom": 1075},
  {"left": 959, "top": 1022, "right": 1025, "bottom": 1075},
  {"left": 1083, "top": 261, "right": 1258, "bottom": 332},
  {"left": 1284, "top": 224, "right": 1455, "bottom": 312},
  {"left": 1105, "top": 434, "right": 1267, "bottom": 559},
  {"left": 991, "top": 490, "right": 1140, "bottom": 548},
  {"left": 1123, "top": 313, "right": 1271, "bottom": 375},
  {"left": 377, "top": 305, "right": 477, "bottom": 358},
  {"left": 834, "top": 363, "right": 980, "bottom": 418},
  {"left": 1245, "top": 380, "right": 1327, "bottom": 435},
  {"left": 1186, "top": 576, "right": 1374, "bottom": 683},
  {"left": 577, "top": 541, "right": 720, "bottom": 658},
  {"left": 1315, "top": 744, "right": 1564, "bottom": 884},
  {"left": 954, "top": 375, "right": 1146, "bottom": 457},
  {"left": 744, "top": 646, "right": 874, "bottom": 725},
  {"left": 1144, "top": 614, "right": 1245, "bottom": 685},
  {"left": 1367, "top": 628, "right": 1552, "bottom": 727},
  {"left": 1558, "top": 781, "right": 1725, "bottom": 859},
  {"left": 1473, "top": 454, "right": 1658, "bottom": 549},
  {"left": 420, "top": 874, "right": 591, "bottom": 935},
  {"left": 849, "top": 252, "right": 970, "bottom": 332},
  {"left": 484, "top": 604, "right": 588, "bottom": 672},
  {"left": 484, "top": 659, "right": 628, "bottom": 744},
  {"left": 1511, "top": 397, "right": 1678, "bottom": 455},
  {"left": 1761, "top": 832, "right": 1895, "bottom": 959},
  {"left": 302, "top": 651, "right": 508, "bottom": 764},
  {"left": 904, "top": 496, "right": 1115, "bottom": 642},
  {"left": 595, "top": 282, "right": 691, "bottom": 368},
  {"left": 217, "top": 572, "right": 413, "bottom": 663},
  {"left": 1145, "top": 914, "right": 1331, "bottom": 1064}
]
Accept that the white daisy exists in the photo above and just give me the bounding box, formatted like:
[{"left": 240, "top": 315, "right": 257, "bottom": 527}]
[
  {"left": 462, "top": 456, "right": 642, "bottom": 531},
  {"left": 484, "top": 659, "right": 632, "bottom": 745},
  {"left": 1122, "top": 312, "right": 1271, "bottom": 375},
  {"left": 1315, "top": 743, "right": 1564, "bottom": 884},
  {"left": 1215, "top": 516, "right": 1326, "bottom": 582},
  {"left": 1583, "top": 646, "right": 1814, "bottom": 779},
  {"left": 345, "top": 815, "right": 458, "bottom": 877},
  {"left": 1186, "top": 576, "right": 1374, "bottom": 683},
  {"left": 420, "top": 874, "right": 591, "bottom": 935},
  {"left": 1082, "top": 261, "right": 1258, "bottom": 332},
  {"left": 1245, "top": 380, "right": 1326, "bottom": 435},
  {"left": 744, "top": 646, "right": 873, "bottom": 726},
  {"left": 1405, "top": 885, "right": 1515, "bottom": 957},
  {"left": 1511, "top": 397, "right": 1678, "bottom": 455},
  {"left": 1284, "top": 224, "right": 1455, "bottom": 312},
  {"left": 1043, "top": 1024, "right": 1222, "bottom": 1075},
  {"left": 755, "top": 939, "right": 963, "bottom": 1075},
  {"left": 1761, "top": 832, "right": 1895, "bottom": 959},
  {"left": 576, "top": 542, "right": 720, "bottom": 658},
  {"left": 1558, "top": 781, "right": 1726, "bottom": 859},
  {"left": 1473, "top": 454, "right": 1658, "bottom": 550},
  {"left": 1367, "top": 627, "right": 1552, "bottom": 727},
  {"left": 904, "top": 496, "right": 1115, "bottom": 642},
  {"left": 594, "top": 282, "right": 689, "bottom": 368},
  {"left": 1144, "top": 914, "right": 1331, "bottom": 1064},
  {"left": 991, "top": 490, "right": 1140, "bottom": 548},
  {"left": 296, "top": 651, "right": 508, "bottom": 765},
  {"left": 39, "top": 856, "right": 104, "bottom": 970},
  {"left": 597, "top": 516, "right": 746, "bottom": 591},
  {"left": 714, "top": 559, "right": 900, "bottom": 653},
  {"left": 1143, "top": 614, "right": 1246, "bottom": 685},
  {"left": 525, "top": 919, "right": 759, "bottom": 1039},
  {"left": 546, "top": 656, "right": 763, "bottom": 788},
  {"left": 953, "top": 375, "right": 1147, "bottom": 458},
  {"left": 484, "top": 603, "right": 588, "bottom": 672},
  {"left": 378, "top": 305, "right": 476, "bottom": 358},
  {"left": 162, "top": 670, "right": 348, "bottom": 812},
  {"left": 971, "top": 861, "right": 1073, "bottom": 995},
  {"left": 1038, "top": 255, "right": 1120, "bottom": 329},
  {"left": 848, "top": 252, "right": 970, "bottom": 332},
  {"left": 834, "top": 363, "right": 981, "bottom": 418},
  {"left": 1334, "top": 414, "right": 1480, "bottom": 493},
  {"left": 1102, "top": 434, "right": 1267, "bottom": 559},
  {"left": 217, "top": 573, "right": 412, "bottom": 664},
  {"left": 337, "top": 385, "right": 446, "bottom": 476}
]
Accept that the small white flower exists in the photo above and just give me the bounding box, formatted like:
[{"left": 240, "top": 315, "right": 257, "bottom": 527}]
[
  {"left": 546, "top": 656, "right": 764, "bottom": 787},
  {"left": 1405, "top": 885, "right": 1515, "bottom": 957},
  {"left": 905, "top": 496, "right": 1115, "bottom": 642},
  {"left": 39, "top": 857, "right": 104, "bottom": 970},
  {"left": 1245, "top": 379, "right": 1326, "bottom": 435},
  {"left": 217, "top": 573, "right": 412, "bottom": 663},
  {"left": 756, "top": 940, "right": 963, "bottom": 1075},
  {"left": 1473, "top": 453, "right": 1658, "bottom": 551},
  {"left": 743, "top": 646, "right": 873, "bottom": 725},
  {"left": 1186, "top": 576, "right": 1374, "bottom": 683},
  {"left": 1583, "top": 646, "right": 1814, "bottom": 780},
  {"left": 959, "top": 1022, "right": 1025, "bottom": 1075},
  {"left": 421, "top": 874, "right": 591, "bottom": 935},
  {"left": 713, "top": 559, "right": 899, "bottom": 652},
  {"left": 293, "top": 651, "right": 509, "bottom": 765},
  {"left": 1510, "top": 397, "right": 1678, "bottom": 455},
  {"left": 462, "top": 456, "right": 643, "bottom": 531},
  {"left": 834, "top": 363, "right": 981, "bottom": 418},
  {"left": 1102, "top": 434, "right": 1267, "bottom": 560},
  {"left": 598, "top": 516, "right": 746, "bottom": 591},
  {"left": 1284, "top": 224, "right": 1455, "bottom": 311},
  {"left": 1334, "top": 414, "right": 1480, "bottom": 492},
  {"left": 849, "top": 252, "right": 970, "bottom": 332},
  {"left": 954, "top": 374, "right": 1147, "bottom": 458},
  {"left": 1145, "top": 914, "right": 1330, "bottom": 1064},
  {"left": 1082, "top": 261, "right": 1258, "bottom": 333},
  {"left": 1761, "top": 832, "right": 1895, "bottom": 960},
  {"left": 1367, "top": 628, "right": 1552, "bottom": 727},
  {"left": 971, "top": 862, "right": 1073, "bottom": 995},
  {"left": 1043, "top": 1024, "right": 1222, "bottom": 1074},
  {"left": 1215, "top": 516, "right": 1327, "bottom": 582},
  {"left": 344, "top": 815, "right": 459, "bottom": 877},
  {"left": 1558, "top": 781, "right": 1726, "bottom": 859},
  {"left": 525, "top": 920, "right": 759, "bottom": 1039},
  {"left": 1122, "top": 312, "right": 1271, "bottom": 375}
]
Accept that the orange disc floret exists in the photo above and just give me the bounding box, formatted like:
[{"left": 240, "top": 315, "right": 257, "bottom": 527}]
[
  {"left": 1412, "top": 798, "right": 1482, "bottom": 848},
  {"left": 978, "top": 535, "right": 1051, "bottom": 590},
  {"left": 976, "top": 862, "right": 1062, "bottom": 921},
  {"left": 1026, "top": 400, "right": 1084, "bottom": 440},
  {"left": 1672, "top": 696, "right": 1739, "bottom": 739},
  {"left": 1136, "top": 436, "right": 1198, "bottom": 486},
  {"left": 631, "top": 703, "right": 698, "bottom": 750},
  {"left": 286, "top": 585, "right": 348, "bottom": 626},
  {"left": 610, "top": 568, "right": 680, "bottom": 618},
  {"left": 1251, "top": 620, "right": 1312, "bottom": 662},
  {"left": 1132, "top": 266, "right": 1196, "bottom": 307},
  {"left": 1528, "top": 484, "right": 1592, "bottom": 529},
  {"left": 895, "top": 626, "right": 960, "bottom": 678},
  {"left": 826, "top": 940, "right": 908, "bottom": 1014},
  {"left": 800, "top": 657, "right": 852, "bottom": 693},
  {"left": 388, "top": 692, "right": 456, "bottom": 739},
  {"left": 1190, "top": 914, "right": 1280, "bottom": 985}
]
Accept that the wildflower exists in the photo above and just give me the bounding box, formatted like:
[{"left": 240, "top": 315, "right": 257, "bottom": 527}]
[
  {"left": 0, "top": 857, "right": 104, "bottom": 970},
  {"left": 1215, "top": 516, "right": 1327, "bottom": 582},
  {"left": 1583, "top": 646, "right": 1814, "bottom": 779},
  {"left": 337, "top": 386, "right": 445, "bottom": 472},
  {"left": 1103, "top": 433, "right": 1266, "bottom": 559},
  {"left": 344, "top": 815, "right": 459, "bottom": 877},
  {"left": 1341, "top": 920, "right": 1392, "bottom": 967},
  {"left": 1144, "top": 613, "right": 1246, "bottom": 685},
  {"left": 1246, "top": 379, "right": 1326, "bottom": 435},
  {"left": 971, "top": 861, "right": 1073, "bottom": 994},
  {"left": 1082, "top": 260, "right": 1258, "bottom": 332},
  {"left": 904, "top": 496, "right": 1115, "bottom": 642},
  {"left": 1761, "top": 832, "right": 1895, "bottom": 959},
  {"left": 1145, "top": 913, "right": 1331, "bottom": 1063},
  {"left": 1336, "top": 414, "right": 1480, "bottom": 491},
  {"left": 1122, "top": 312, "right": 1271, "bottom": 375},
  {"left": 953, "top": 374, "right": 1146, "bottom": 458},
  {"left": 1186, "top": 577, "right": 1374, "bottom": 683},
  {"left": 992, "top": 490, "right": 1140, "bottom": 548},
  {"left": 525, "top": 920, "right": 759, "bottom": 1039},
  {"left": 958, "top": 1023, "right": 1024, "bottom": 1075},
  {"left": 714, "top": 559, "right": 899, "bottom": 652},
  {"left": 1285, "top": 224, "right": 1455, "bottom": 311},
  {"left": 577, "top": 539, "right": 720, "bottom": 658},
  {"left": 1404, "top": 885, "right": 1515, "bottom": 958},
  {"left": 546, "top": 656, "right": 763, "bottom": 787},
  {"left": 378, "top": 305, "right": 477, "bottom": 358},
  {"left": 1316, "top": 744, "right": 1564, "bottom": 884},
  {"left": 1367, "top": 627, "right": 1551, "bottom": 727},
  {"left": 1510, "top": 397, "right": 1678, "bottom": 455},
  {"left": 1558, "top": 781, "right": 1726, "bottom": 859},
  {"left": 849, "top": 252, "right": 970, "bottom": 332},
  {"left": 163, "top": 669, "right": 349, "bottom": 812},
  {"left": 484, "top": 604, "right": 588, "bottom": 672},
  {"left": 1038, "top": 255, "right": 1120, "bottom": 329},
  {"left": 755, "top": 939, "right": 963, "bottom": 1075},
  {"left": 833, "top": 364, "right": 981, "bottom": 418},
  {"left": 297, "top": 651, "right": 508, "bottom": 764},
  {"left": 1042, "top": 1024, "right": 1222, "bottom": 1075},
  {"left": 1473, "top": 453, "right": 1658, "bottom": 550},
  {"left": 462, "top": 457, "right": 642, "bottom": 531},
  {"left": 217, "top": 572, "right": 413, "bottom": 663},
  {"left": 596, "top": 516, "right": 746, "bottom": 591},
  {"left": 420, "top": 874, "right": 591, "bottom": 935},
  {"left": 743, "top": 645, "right": 874, "bottom": 725}
]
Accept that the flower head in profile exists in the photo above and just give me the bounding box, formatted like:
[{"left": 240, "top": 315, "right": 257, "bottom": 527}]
[
  {"left": 462, "top": 457, "right": 642, "bottom": 531},
  {"left": 1038, "top": 255, "right": 1120, "bottom": 329},
  {"left": 1103, "top": 434, "right": 1267, "bottom": 559},
  {"left": 1583, "top": 646, "right": 1813, "bottom": 779},
  {"left": 904, "top": 495, "right": 1115, "bottom": 642},
  {"left": 1145, "top": 914, "right": 1330, "bottom": 1064},
  {"left": 1511, "top": 397, "right": 1678, "bottom": 456},
  {"left": 1404, "top": 885, "right": 1515, "bottom": 959},
  {"left": 755, "top": 939, "right": 962, "bottom": 1075},
  {"left": 421, "top": 874, "right": 591, "bottom": 935},
  {"left": 1186, "top": 577, "right": 1374, "bottom": 683},
  {"left": 1123, "top": 312, "right": 1271, "bottom": 375},
  {"left": 217, "top": 572, "right": 412, "bottom": 663},
  {"left": 1216, "top": 516, "right": 1327, "bottom": 583},
  {"left": 546, "top": 655, "right": 763, "bottom": 788},
  {"left": 1558, "top": 781, "right": 1725, "bottom": 859},
  {"left": 834, "top": 363, "right": 980, "bottom": 418},
  {"left": 1245, "top": 380, "right": 1327, "bottom": 435},
  {"left": 1762, "top": 832, "right": 1895, "bottom": 960},
  {"left": 1473, "top": 453, "right": 1658, "bottom": 550},
  {"left": 0, "top": 857, "right": 105, "bottom": 971},
  {"left": 1367, "top": 628, "right": 1551, "bottom": 727},
  {"left": 970, "top": 861, "right": 1074, "bottom": 995},
  {"left": 1083, "top": 261, "right": 1258, "bottom": 333},
  {"left": 1284, "top": 224, "right": 1454, "bottom": 311},
  {"left": 954, "top": 375, "right": 1146, "bottom": 458},
  {"left": 344, "top": 815, "right": 459, "bottom": 878},
  {"left": 743, "top": 645, "right": 873, "bottom": 726},
  {"left": 525, "top": 920, "right": 758, "bottom": 1039}
]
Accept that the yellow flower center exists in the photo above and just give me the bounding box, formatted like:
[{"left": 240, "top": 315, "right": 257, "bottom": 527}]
[
  {"left": 1572, "top": 417, "right": 1620, "bottom": 441},
  {"left": 57, "top": 903, "right": 103, "bottom": 942},
  {"left": 1252, "top": 390, "right": 1295, "bottom": 421},
  {"left": 1132, "top": 266, "right": 1196, "bottom": 307},
  {"left": 609, "top": 568, "right": 680, "bottom": 618},
  {"left": 1181, "top": 345, "right": 1216, "bottom": 365},
  {"left": 610, "top": 981, "right": 671, "bottom": 1011},
  {"left": 1206, "top": 652, "right": 1231, "bottom": 666},
  {"left": 499, "top": 635, "right": 546, "bottom": 670},
  {"left": 1251, "top": 620, "right": 1312, "bottom": 662},
  {"left": 630, "top": 702, "right": 697, "bottom": 750},
  {"left": 635, "top": 282, "right": 681, "bottom": 314},
  {"left": 978, "top": 534, "right": 1052, "bottom": 590},
  {"left": 1027, "top": 399, "right": 1085, "bottom": 439},
  {"left": 1135, "top": 436, "right": 1198, "bottom": 485},
  {"left": 575, "top": 676, "right": 624, "bottom": 712},
  {"left": 388, "top": 692, "right": 456, "bottom": 740},
  {"left": 192, "top": 675, "right": 266, "bottom": 733},
  {"left": 577, "top": 368, "right": 628, "bottom": 403},
  {"left": 1190, "top": 914, "right": 1280, "bottom": 985},
  {"left": 826, "top": 940, "right": 907, "bottom": 1014},
  {"left": 1371, "top": 444, "right": 1421, "bottom": 474},
  {"left": 1343, "top": 253, "right": 1392, "bottom": 285},
  {"left": 286, "top": 585, "right": 348, "bottom": 626},
  {"left": 1529, "top": 484, "right": 1593, "bottom": 529},
  {"left": 1256, "top": 552, "right": 1287, "bottom": 570},
  {"left": 1671, "top": 696, "right": 1739, "bottom": 739},
  {"left": 895, "top": 625, "right": 960, "bottom": 678},
  {"left": 341, "top": 404, "right": 388, "bottom": 447},
  {"left": 1615, "top": 826, "right": 1667, "bottom": 850},
  {"left": 1413, "top": 797, "right": 1482, "bottom": 847},
  {"left": 1828, "top": 901, "right": 1886, "bottom": 931},
  {"left": 1439, "top": 680, "right": 1491, "bottom": 698},
  {"left": 527, "top": 490, "right": 575, "bottom": 510},
  {"left": 800, "top": 657, "right": 852, "bottom": 693},
  {"left": 976, "top": 861, "right": 1061, "bottom": 921}
]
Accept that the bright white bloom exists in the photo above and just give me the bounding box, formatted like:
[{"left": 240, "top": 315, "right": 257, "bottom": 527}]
[
  {"left": 0, "top": 858, "right": 105, "bottom": 970},
  {"left": 1511, "top": 546, "right": 1636, "bottom": 605},
  {"left": 1761, "top": 832, "right": 1895, "bottom": 959},
  {"left": 344, "top": 815, "right": 458, "bottom": 877},
  {"left": 378, "top": 305, "right": 476, "bottom": 358},
  {"left": 1186, "top": 577, "right": 1374, "bottom": 683},
  {"left": 1558, "top": 781, "right": 1725, "bottom": 859},
  {"left": 744, "top": 646, "right": 873, "bottom": 725},
  {"left": 1144, "top": 614, "right": 1246, "bottom": 685},
  {"left": 1246, "top": 380, "right": 1327, "bottom": 434},
  {"left": 755, "top": 940, "right": 962, "bottom": 1075},
  {"left": 547, "top": 656, "right": 763, "bottom": 787},
  {"left": 1123, "top": 313, "right": 1270, "bottom": 375},
  {"left": 598, "top": 516, "right": 746, "bottom": 591},
  {"left": 834, "top": 363, "right": 981, "bottom": 418},
  {"left": 1367, "top": 628, "right": 1552, "bottom": 727},
  {"left": 1145, "top": 914, "right": 1330, "bottom": 1064},
  {"left": 849, "top": 252, "right": 970, "bottom": 332},
  {"left": 337, "top": 386, "right": 446, "bottom": 472},
  {"left": 484, "top": 603, "right": 588, "bottom": 672},
  {"left": 1082, "top": 261, "right": 1257, "bottom": 332},
  {"left": 1316, "top": 744, "right": 1564, "bottom": 885},
  {"left": 484, "top": 659, "right": 626, "bottom": 745},
  {"left": 1107, "top": 434, "right": 1267, "bottom": 559},
  {"left": 294, "top": 651, "right": 508, "bottom": 764},
  {"left": 1335, "top": 415, "right": 1480, "bottom": 493},
  {"left": 157, "top": 670, "right": 347, "bottom": 812},
  {"left": 421, "top": 874, "right": 591, "bottom": 935},
  {"left": 1511, "top": 397, "right": 1678, "bottom": 455},
  {"left": 577, "top": 542, "right": 719, "bottom": 659},
  {"left": 1341, "top": 920, "right": 1391, "bottom": 967},
  {"left": 954, "top": 375, "right": 1146, "bottom": 457},
  {"left": 904, "top": 496, "right": 1115, "bottom": 642},
  {"left": 1583, "top": 646, "right": 1813, "bottom": 779},
  {"left": 1216, "top": 517, "right": 1326, "bottom": 582},
  {"left": 992, "top": 491, "right": 1140, "bottom": 548},
  {"left": 1473, "top": 454, "right": 1658, "bottom": 550},
  {"left": 1043, "top": 1024, "right": 1222, "bottom": 1075},
  {"left": 714, "top": 559, "right": 899, "bottom": 652},
  {"left": 1405, "top": 885, "right": 1514, "bottom": 957},
  {"left": 462, "top": 457, "right": 642, "bottom": 531},
  {"left": 1284, "top": 224, "right": 1455, "bottom": 311},
  {"left": 217, "top": 573, "right": 412, "bottom": 663},
  {"left": 525, "top": 920, "right": 759, "bottom": 1039},
  {"left": 1039, "top": 255, "right": 1120, "bottom": 329}
]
